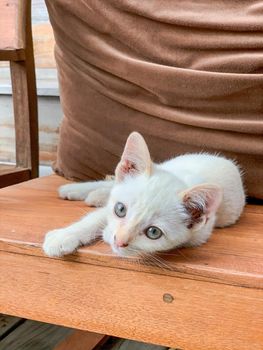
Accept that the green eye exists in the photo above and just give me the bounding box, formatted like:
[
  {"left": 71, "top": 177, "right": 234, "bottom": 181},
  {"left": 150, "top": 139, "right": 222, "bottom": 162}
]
[
  {"left": 114, "top": 202, "right": 127, "bottom": 218},
  {"left": 145, "top": 226, "right": 163, "bottom": 240}
]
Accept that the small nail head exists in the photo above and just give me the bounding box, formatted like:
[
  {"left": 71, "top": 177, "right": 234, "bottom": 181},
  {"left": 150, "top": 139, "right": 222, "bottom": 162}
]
[{"left": 163, "top": 293, "right": 174, "bottom": 303}]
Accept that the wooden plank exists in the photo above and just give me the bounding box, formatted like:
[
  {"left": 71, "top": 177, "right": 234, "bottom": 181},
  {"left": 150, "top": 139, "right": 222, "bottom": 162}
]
[
  {"left": 0, "top": 175, "right": 262, "bottom": 289},
  {"left": 0, "top": 0, "right": 56, "bottom": 68},
  {"left": 0, "top": 164, "right": 24, "bottom": 175},
  {"left": 0, "top": 0, "right": 39, "bottom": 178},
  {"left": 0, "top": 0, "right": 28, "bottom": 50},
  {"left": 0, "top": 251, "right": 262, "bottom": 350},
  {"left": 0, "top": 166, "right": 30, "bottom": 188},
  {"left": 0, "top": 314, "right": 23, "bottom": 339},
  {"left": 0, "top": 314, "right": 108, "bottom": 350},
  {"left": 10, "top": 61, "right": 34, "bottom": 169},
  {"left": 106, "top": 338, "right": 167, "bottom": 350},
  {"left": 9, "top": 0, "right": 39, "bottom": 178},
  {"left": 23, "top": 0, "right": 39, "bottom": 178},
  {"left": 0, "top": 49, "right": 25, "bottom": 61},
  {"left": 55, "top": 331, "right": 108, "bottom": 350},
  {"left": 0, "top": 318, "right": 72, "bottom": 350}
]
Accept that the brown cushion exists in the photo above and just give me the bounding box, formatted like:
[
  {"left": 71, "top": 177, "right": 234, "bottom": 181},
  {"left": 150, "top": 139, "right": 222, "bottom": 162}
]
[{"left": 46, "top": 0, "right": 263, "bottom": 199}]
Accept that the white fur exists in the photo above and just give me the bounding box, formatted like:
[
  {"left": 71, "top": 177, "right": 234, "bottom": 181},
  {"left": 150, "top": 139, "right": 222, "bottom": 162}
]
[
  {"left": 43, "top": 207, "right": 107, "bottom": 257},
  {"left": 43, "top": 132, "right": 245, "bottom": 258}
]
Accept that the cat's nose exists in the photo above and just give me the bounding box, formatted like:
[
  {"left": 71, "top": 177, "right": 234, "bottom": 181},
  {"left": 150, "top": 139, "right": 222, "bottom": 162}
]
[
  {"left": 117, "top": 242, "right": 129, "bottom": 248},
  {"left": 114, "top": 235, "right": 129, "bottom": 248}
]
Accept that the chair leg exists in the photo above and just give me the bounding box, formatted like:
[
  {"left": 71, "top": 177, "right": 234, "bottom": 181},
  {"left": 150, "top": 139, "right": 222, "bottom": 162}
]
[
  {"left": 10, "top": 57, "right": 38, "bottom": 178},
  {"left": 9, "top": 0, "right": 39, "bottom": 179}
]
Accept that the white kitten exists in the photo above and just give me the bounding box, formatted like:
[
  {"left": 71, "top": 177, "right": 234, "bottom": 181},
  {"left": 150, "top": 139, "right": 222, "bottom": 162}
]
[{"left": 43, "top": 132, "right": 245, "bottom": 258}]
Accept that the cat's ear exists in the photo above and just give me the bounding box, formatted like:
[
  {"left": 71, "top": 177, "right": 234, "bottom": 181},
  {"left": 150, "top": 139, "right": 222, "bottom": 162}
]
[
  {"left": 180, "top": 184, "right": 223, "bottom": 231},
  {"left": 115, "top": 132, "right": 152, "bottom": 182}
]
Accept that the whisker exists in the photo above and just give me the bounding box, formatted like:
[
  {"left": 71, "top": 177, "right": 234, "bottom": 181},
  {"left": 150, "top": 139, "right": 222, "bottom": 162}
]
[
  {"left": 136, "top": 251, "right": 174, "bottom": 271},
  {"left": 162, "top": 248, "right": 191, "bottom": 261},
  {"left": 136, "top": 252, "right": 165, "bottom": 271}
]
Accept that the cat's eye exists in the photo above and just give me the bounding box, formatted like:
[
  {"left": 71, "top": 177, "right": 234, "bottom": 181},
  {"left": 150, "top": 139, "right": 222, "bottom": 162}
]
[
  {"left": 114, "top": 202, "right": 127, "bottom": 218},
  {"left": 145, "top": 226, "right": 163, "bottom": 240}
]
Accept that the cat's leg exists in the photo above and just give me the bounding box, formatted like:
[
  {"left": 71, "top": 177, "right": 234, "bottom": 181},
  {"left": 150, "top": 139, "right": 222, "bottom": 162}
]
[
  {"left": 43, "top": 207, "right": 107, "bottom": 257},
  {"left": 84, "top": 187, "right": 112, "bottom": 207},
  {"left": 59, "top": 180, "right": 114, "bottom": 202}
]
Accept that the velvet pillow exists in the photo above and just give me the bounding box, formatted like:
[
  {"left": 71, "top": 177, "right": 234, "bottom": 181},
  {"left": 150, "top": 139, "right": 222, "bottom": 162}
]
[{"left": 46, "top": 0, "right": 263, "bottom": 198}]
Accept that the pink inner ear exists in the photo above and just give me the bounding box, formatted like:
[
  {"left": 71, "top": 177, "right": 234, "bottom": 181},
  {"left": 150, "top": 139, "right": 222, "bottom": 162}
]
[
  {"left": 115, "top": 132, "right": 152, "bottom": 182},
  {"left": 182, "top": 184, "right": 223, "bottom": 229},
  {"left": 204, "top": 186, "right": 223, "bottom": 215},
  {"left": 119, "top": 159, "right": 137, "bottom": 176}
]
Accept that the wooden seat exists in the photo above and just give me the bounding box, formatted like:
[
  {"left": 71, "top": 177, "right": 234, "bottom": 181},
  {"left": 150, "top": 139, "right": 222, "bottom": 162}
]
[
  {"left": 0, "top": 175, "right": 262, "bottom": 349},
  {"left": 0, "top": 0, "right": 38, "bottom": 188}
]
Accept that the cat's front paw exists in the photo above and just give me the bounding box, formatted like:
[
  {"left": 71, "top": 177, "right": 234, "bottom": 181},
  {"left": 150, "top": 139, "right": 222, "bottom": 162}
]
[
  {"left": 58, "top": 184, "right": 87, "bottom": 201},
  {"left": 43, "top": 229, "right": 80, "bottom": 257}
]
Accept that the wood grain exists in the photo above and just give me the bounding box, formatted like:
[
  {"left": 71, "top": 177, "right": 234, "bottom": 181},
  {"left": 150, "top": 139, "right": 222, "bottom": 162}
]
[
  {"left": 0, "top": 314, "right": 23, "bottom": 339},
  {"left": 0, "top": 0, "right": 56, "bottom": 68},
  {"left": 0, "top": 175, "right": 262, "bottom": 289},
  {"left": 0, "top": 318, "right": 71, "bottom": 350},
  {"left": 0, "top": 49, "right": 25, "bottom": 61},
  {"left": 0, "top": 165, "right": 30, "bottom": 188},
  {"left": 0, "top": 0, "right": 39, "bottom": 182},
  {"left": 0, "top": 314, "right": 108, "bottom": 350},
  {"left": 106, "top": 338, "right": 167, "bottom": 350},
  {"left": 0, "top": 251, "right": 262, "bottom": 350},
  {"left": 0, "top": 0, "right": 22, "bottom": 50},
  {"left": 55, "top": 331, "right": 108, "bottom": 350},
  {"left": 0, "top": 175, "right": 262, "bottom": 349},
  {"left": 0, "top": 0, "right": 55, "bottom": 167},
  {"left": 10, "top": 58, "right": 38, "bottom": 178}
]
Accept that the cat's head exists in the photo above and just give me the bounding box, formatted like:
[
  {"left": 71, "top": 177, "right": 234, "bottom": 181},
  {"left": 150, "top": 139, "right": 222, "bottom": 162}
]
[{"left": 103, "top": 132, "right": 222, "bottom": 256}]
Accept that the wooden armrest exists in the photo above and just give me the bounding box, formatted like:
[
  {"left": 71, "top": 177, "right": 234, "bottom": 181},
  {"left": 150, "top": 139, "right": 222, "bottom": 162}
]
[
  {"left": 0, "top": 164, "right": 30, "bottom": 188},
  {"left": 0, "top": 49, "right": 25, "bottom": 61}
]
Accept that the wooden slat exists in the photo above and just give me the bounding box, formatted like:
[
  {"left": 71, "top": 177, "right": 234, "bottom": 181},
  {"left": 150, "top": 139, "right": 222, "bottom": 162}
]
[
  {"left": 22, "top": 0, "right": 39, "bottom": 178},
  {"left": 0, "top": 0, "right": 28, "bottom": 50},
  {"left": 10, "top": 61, "right": 33, "bottom": 169},
  {"left": 0, "top": 175, "right": 262, "bottom": 348},
  {"left": 9, "top": 0, "right": 39, "bottom": 178},
  {"left": 0, "top": 175, "right": 262, "bottom": 289},
  {"left": 0, "top": 314, "right": 23, "bottom": 339},
  {"left": 0, "top": 314, "right": 108, "bottom": 350},
  {"left": 0, "top": 251, "right": 262, "bottom": 350},
  {"left": 0, "top": 0, "right": 39, "bottom": 178},
  {"left": 0, "top": 164, "right": 23, "bottom": 175},
  {"left": 55, "top": 331, "right": 108, "bottom": 350},
  {"left": 106, "top": 338, "right": 167, "bottom": 350},
  {"left": 0, "top": 165, "right": 30, "bottom": 188},
  {"left": 0, "top": 0, "right": 56, "bottom": 68},
  {"left": 0, "top": 318, "right": 71, "bottom": 350},
  {"left": 0, "top": 49, "right": 25, "bottom": 61}
]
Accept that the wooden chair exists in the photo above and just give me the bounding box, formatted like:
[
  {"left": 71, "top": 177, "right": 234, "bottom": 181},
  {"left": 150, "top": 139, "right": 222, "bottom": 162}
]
[
  {"left": 0, "top": 2, "right": 262, "bottom": 350},
  {"left": 0, "top": 0, "right": 38, "bottom": 188},
  {"left": 0, "top": 175, "right": 262, "bottom": 350}
]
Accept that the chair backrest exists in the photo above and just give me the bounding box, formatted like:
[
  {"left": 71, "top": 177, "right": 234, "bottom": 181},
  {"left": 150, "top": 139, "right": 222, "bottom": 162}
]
[
  {"left": 0, "top": 0, "right": 39, "bottom": 187},
  {"left": 0, "top": 0, "right": 28, "bottom": 50}
]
